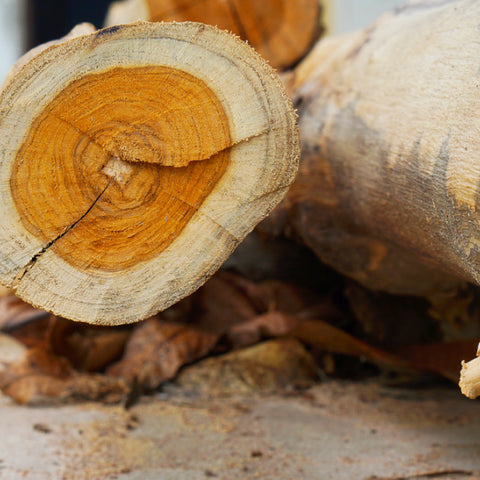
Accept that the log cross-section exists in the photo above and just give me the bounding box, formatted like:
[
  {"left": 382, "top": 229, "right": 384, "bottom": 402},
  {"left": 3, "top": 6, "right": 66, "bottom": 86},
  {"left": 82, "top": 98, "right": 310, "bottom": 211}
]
[
  {"left": 0, "top": 22, "right": 299, "bottom": 325},
  {"left": 11, "top": 66, "right": 232, "bottom": 272},
  {"left": 105, "top": 0, "right": 322, "bottom": 69}
]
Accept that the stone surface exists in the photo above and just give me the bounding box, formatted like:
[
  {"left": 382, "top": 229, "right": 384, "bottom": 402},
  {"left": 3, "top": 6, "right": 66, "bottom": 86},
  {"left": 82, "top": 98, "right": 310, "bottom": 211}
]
[{"left": 176, "top": 338, "right": 318, "bottom": 395}]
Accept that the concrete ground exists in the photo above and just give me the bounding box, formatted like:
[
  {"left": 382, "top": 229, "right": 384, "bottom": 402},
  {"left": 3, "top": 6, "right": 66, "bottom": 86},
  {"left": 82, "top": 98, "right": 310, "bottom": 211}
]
[{"left": 0, "top": 380, "right": 479, "bottom": 480}]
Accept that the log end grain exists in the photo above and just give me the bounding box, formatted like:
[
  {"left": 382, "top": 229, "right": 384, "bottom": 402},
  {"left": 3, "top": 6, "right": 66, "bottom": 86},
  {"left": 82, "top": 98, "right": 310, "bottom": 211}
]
[
  {"left": 105, "top": 0, "right": 322, "bottom": 69},
  {"left": 0, "top": 22, "right": 299, "bottom": 325}
]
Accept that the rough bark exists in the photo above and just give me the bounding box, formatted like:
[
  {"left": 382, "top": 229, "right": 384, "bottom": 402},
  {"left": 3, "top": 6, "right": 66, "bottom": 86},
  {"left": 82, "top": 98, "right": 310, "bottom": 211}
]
[
  {"left": 265, "top": 0, "right": 480, "bottom": 296},
  {"left": 0, "top": 22, "right": 299, "bottom": 325},
  {"left": 105, "top": 0, "right": 322, "bottom": 70}
]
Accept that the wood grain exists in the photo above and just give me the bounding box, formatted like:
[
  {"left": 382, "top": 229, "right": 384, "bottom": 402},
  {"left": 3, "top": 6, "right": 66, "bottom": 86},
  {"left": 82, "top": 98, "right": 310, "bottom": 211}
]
[
  {"left": 266, "top": 0, "right": 479, "bottom": 296},
  {"left": 106, "top": 0, "right": 321, "bottom": 69},
  {"left": 0, "top": 22, "right": 299, "bottom": 324},
  {"left": 11, "top": 66, "right": 230, "bottom": 272}
]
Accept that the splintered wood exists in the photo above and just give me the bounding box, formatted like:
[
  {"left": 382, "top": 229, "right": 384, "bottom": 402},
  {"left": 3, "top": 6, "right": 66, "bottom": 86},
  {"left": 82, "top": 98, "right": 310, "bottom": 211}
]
[
  {"left": 105, "top": 0, "right": 321, "bottom": 69},
  {"left": 460, "top": 343, "right": 480, "bottom": 399},
  {"left": 0, "top": 22, "right": 299, "bottom": 325}
]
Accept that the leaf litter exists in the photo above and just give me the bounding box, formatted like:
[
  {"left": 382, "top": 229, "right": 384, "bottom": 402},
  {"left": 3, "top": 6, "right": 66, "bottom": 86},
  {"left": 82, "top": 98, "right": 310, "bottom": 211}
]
[{"left": 0, "top": 269, "right": 478, "bottom": 405}]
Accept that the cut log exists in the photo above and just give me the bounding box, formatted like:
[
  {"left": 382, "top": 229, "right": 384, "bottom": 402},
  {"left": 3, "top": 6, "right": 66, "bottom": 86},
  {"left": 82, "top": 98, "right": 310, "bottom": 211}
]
[
  {"left": 0, "top": 22, "right": 299, "bottom": 325},
  {"left": 105, "top": 0, "right": 322, "bottom": 70},
  {"left": 265, "top": 0, "right": 480, "bottom": 296}
]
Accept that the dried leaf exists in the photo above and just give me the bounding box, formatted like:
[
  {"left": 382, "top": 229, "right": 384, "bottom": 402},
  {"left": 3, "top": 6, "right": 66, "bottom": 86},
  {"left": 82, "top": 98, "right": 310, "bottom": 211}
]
[
  {"left": 191, "top": 272, "right": 258, "bottom": 333},
  {"left": 0, "top": 346, "right": 129, "bottom": 405},
  {"left": 394, "top": 340, "right": 479, "bottom": 382},
  {"left": 227, "top": 311, "right": 299, "bottom": 347},
  {"left": 107, "top": 318, "right": 219, "bottom": 389},
  {"left": 0, "top": 295, "right": 49, "bottom": 332},
  {"left": 194, "top": 270, "right": 324, "bottom": 334},
  {"left": 226, "top": 311, "right": 411, "bottom": 372},
  {"left": 226, "top": 301, "right": 340, "bottom": 348},
  {"left": 290, "top": 315, "right": 410, "bottom": 369},
  {"left": 48, "top": 317, "right": 130, "bottom": 372},
  {"left": 218, "top": 271, "right": 321, "bottom": 316},
  {"left": 291, "top": 313, "right": 478, "bottom": 381},
  {"left": 344, "top": 284, "right": 437, "bottom": 347},
  {"left": 2, "top": 371, "right": 130, "bottom": 406}
]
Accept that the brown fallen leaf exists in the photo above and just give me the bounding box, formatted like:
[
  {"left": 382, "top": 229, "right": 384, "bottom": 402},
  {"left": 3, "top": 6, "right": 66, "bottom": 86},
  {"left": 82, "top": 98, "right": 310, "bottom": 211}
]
[
  {"left": 0, "top": 346, "right": 129, "bottom": 405},
  {"left": 227, "top": 310, "right": 300, "bottom": 347},
  {"left": 344, "top": 284, "right": 438, "bottom": 347},
  {"left": 8, "top": 318, "right": 52, "bottom": 351},
  {"left": 0, "top": 294, "right": 49, "bottom": 332},
  {"left": 218, "top": 271, "right": 322, "bottom": 317},
  {"left": 48, "top": 317, "right": 131, "bottom": 372},
  {"left": 2, "top": 370, "right": 130, "bottom": 406},
  {"left": 190, "top": 271, "right": 259, "bottom": 333},
  {"left": 228, "top": 311, "right": 480, "bottom": 383},
  {"left": 394, "top": 340, "right": 480, "bottom": 382},
  {"left": 2, "top": 266, "right": 474, "bottom": 406},
  {"left": 226, "top": 301, "right": 340, "bottom": 348},
  {"left": 107, "top": 318, "right": 219, "bottom": 389},
  {"left": 226, "top": 311, "right": 411, "bottom": 373},
  {"left": 291, "top": 316, "right": 411, "bottom": 370},
  {"left": 193, "top": 271, "right": 324, "bottom": 333}
]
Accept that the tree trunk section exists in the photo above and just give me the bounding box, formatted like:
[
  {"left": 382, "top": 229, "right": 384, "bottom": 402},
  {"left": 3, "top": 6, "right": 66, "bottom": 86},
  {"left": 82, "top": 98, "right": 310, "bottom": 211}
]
[
  {"left": 266, "top": 0, "right": 480, "bottom": 296},
  {"left": 105, "top": 0, "right": 322, "bottom": 70},
  {"left": 0, "top": 22, "right": 299, "bottom": 325}
]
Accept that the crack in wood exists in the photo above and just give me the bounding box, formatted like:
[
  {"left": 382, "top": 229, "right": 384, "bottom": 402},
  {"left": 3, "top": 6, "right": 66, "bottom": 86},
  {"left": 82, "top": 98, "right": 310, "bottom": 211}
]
[
  {"left": 50, "top": 109, "right": 270, "bottom": 168},
  {"left": 12, "top": 180, "right": 112, "bottom": 288},
  {"left": 241, "top": 184, "right": 292, "bottom": 207},
  {"left": 165, "top": 191, "right": 240, "bottom": 243}
]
